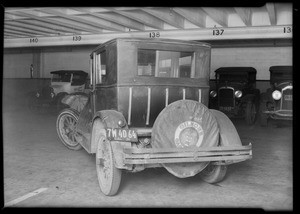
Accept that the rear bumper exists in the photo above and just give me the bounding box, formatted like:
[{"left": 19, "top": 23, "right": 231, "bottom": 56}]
[{"left": 123, "top": 143, "right": 252, "bottom": 165}]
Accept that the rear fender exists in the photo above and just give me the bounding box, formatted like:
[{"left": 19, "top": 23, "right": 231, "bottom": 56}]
[
  {"left": 91, "top": 110, "right": 131, "bottom": 169},
  {"left": 210, "top": 109, "right": 242, "bottom": 146}
]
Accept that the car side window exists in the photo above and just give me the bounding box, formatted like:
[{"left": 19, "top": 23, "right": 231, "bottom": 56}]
[{"left": 95, "top": 51, "right": 106, "bottom": 84}]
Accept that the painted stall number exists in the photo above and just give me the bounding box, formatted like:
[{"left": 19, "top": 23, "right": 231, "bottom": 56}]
[
  {"left": 149, "top": 32, "right": 160, "bottom": 38},
  {"left": 212, "top": 29, "right": 224, "bottom": 36},
  {"left": 29, "top": 38, "right": 38, "bottom": 43},
  {"left": 73, "top": 36, "right": 82, "bottom": 41},
  {"left": 283, "top": 27, "right": 292, "bottom": 34}
]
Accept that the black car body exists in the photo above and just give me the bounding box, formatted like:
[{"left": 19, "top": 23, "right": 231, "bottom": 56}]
[
  {"left": 259, "top": 66, "right": 292, "bottom": 126},
  {"left": 209, "top": 67, "right": 260, "bottom": 125},
  {"left": 55, "top": 38, "right": 252, "bottom": 196}
]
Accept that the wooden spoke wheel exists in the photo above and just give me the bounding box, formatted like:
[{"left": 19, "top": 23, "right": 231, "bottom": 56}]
[
  {"left": 56, "top": 109, "right": 82, "bottom": 150},
  {"left": 96, "top": 135, "right": 121, "bottom": 196}
]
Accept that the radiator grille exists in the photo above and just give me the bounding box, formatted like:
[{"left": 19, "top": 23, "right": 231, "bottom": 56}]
[
  {"left": 218, "top": 88, "right": 234, "bottom": 107},
  {"left": 281, "top": 87, "right": 292, "bottom": 110}
]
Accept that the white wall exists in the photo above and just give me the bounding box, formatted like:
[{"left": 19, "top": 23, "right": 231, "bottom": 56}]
[
  {"left": 211, "top": 46, "right": 292, "bottom": 80},
  {"left": 41, "top": 48, "right": 91, "bottom": 78},
  {"left": 3, "top": 44, "right": 292, "bottom": 81},
  {"left": 3, "top": 52, "right": 33, "bottom": 78}
]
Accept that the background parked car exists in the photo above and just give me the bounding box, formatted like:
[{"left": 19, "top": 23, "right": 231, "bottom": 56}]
[
  {"left": 209, "top": 67, "right": 260, "bottom": 125},
  {"left": 259, "top": 66, "right": 292, "bottom": 126},
  {"left": 28, "top": 70, "right": 88, "bottom": 113}
]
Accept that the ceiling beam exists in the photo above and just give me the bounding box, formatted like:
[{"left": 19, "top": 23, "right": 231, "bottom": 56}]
[
  {"left": 234, "top": 7, "right": 252, "bottom": 26},
  {"left": 72, "top": 8, "right": 145, "bottom": 31},
  {"left": 5, "top": 20, "right": 64, "bottom": 35},
  {"left": 141, "top": 7, "right": 185, "bottom": 29},
  {"left": 202, "top": 7, "right": 229, "bottom": 27},
  {"left": 108, "top": 8, "right": 165, "bottom": 30},
  {"left": 265, "top": 3, "right": 277, "bottom": 25},
  {"left": 12, "top": 19, "right": 79, "bottom": 34},
  {"left": 6, "top": 11, "right": 102, "bottom": 34},
  {"left": 4, "top": 25, "right": 50, "bottom": 36},
  {"left": 35, "top": 8, "right": 126, "bottom": 32},
  {"left": 4, "top": 29, "right": 36, "bottom": 37},
  {"left": 172, "top": 7, "right": 206, "bottom": 28}
]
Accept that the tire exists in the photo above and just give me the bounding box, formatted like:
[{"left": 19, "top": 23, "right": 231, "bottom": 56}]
[
  {"left": 96, "top": 134, "right": 122, "bottom": 196},
  {"left": 245, "top": 101, "right": 256, "bottom": 125},
  {"left": 56, "top": 108, "right": 83, "bottom": 150},
  {"left": 259, "top": 100, "right": 268, "bottom": 127},
  {"left": 200, "top": 164, "right": 227, "bottom": 184}
]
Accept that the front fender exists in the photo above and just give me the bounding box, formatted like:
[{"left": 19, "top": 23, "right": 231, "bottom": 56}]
[
  {"left": 61, "top": 93, "right": 88, "bottom": 112},
  {"left": 241, "top": 94, "right": 255, "bottom": 103},
  {"left": 210, "top": 109, "right": 242, "bottom": 146}
]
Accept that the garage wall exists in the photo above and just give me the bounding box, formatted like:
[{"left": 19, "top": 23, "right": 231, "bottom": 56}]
[
  {"left": 3, "top": 42, "right": 292, "bottom": 98},
  {"left": 40, "top": 47, "right": 93, "bottom": 78},
  {"left": 3, "top": 52, "right": 34, "bottom": 78},
  {"left": 210, "top": 46, "right": 293, "bottom": 80}
]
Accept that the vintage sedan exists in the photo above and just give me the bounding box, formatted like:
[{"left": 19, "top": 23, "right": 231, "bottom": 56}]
[
  {"left": 28, "top": 70, "right": 88, "bottom": 112},
  {"left": 56, "top": 38, "right": 252, "bottom": 196},
  {"left": 259, "top": 66, "right": 292, "bottom": 126},
  {"left": 209, "top": 67, "right": 260, "bottom": 125}
]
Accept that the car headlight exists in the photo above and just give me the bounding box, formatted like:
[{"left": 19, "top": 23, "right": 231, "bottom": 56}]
[
  {"left": 272, "top": 90, "right": 282, "bottom": 100},
  {"left": 210, "top": 90, "right": 217, "bottom": 98},
  {"left": 50, "top": 92, "right": 55, "bottom": 98},
  {"left": 234, "top": 90, "right": 242, "bottom": 98},
  {"left": 36, "top": 92, "right": 40, "bottom": 98}
]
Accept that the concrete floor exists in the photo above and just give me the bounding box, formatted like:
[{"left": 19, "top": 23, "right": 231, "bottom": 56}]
[{"left": 3, "top": 102, "right": 293, "bottom": 210}]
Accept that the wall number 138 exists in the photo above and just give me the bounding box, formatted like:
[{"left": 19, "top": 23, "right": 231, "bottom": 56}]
[{"left": 149, "top": 32, "right": 160, "bottom": 38}]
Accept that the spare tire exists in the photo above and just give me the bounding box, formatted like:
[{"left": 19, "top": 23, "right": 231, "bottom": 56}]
[{"left": 151, "top": 100, "right": 220, "bottom": 178}]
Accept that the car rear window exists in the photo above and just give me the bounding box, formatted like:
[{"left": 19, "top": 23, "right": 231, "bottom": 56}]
[{"left": 137, "top": 49, "right": 195, "bottom": 78}]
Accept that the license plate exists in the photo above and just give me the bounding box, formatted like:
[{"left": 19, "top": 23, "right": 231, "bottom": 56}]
[
  {"left": 220, "top": 106, "right": 232, "bottom": 111},
  {"left": 106, "top": 128, "right": 138, "bottom": 142},
  {"left": 284, "top": 95, "right": 292, "bottom": 101}
]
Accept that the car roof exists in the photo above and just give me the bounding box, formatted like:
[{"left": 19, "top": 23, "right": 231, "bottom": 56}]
[
  {"left": 269, "top": 66, "right": 292, "bottom": 73},
  {"left": 91, "top": 37, "right": 211, "bottom": 54},
  {"left": 215, "top": 67, "right": 257, "bottom": 74},
  {"left": 50, "top": 70, "right": 88, "bottom": 76}
]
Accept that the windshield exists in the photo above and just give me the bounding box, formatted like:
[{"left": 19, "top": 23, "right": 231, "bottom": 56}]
[
  {"left": 271, "top": 72, "right": 292, "bottom": 84},
  {"left": 137, "top": 49, "right": 196, "bottom": 78},
  {"left": 51, "top": 73, "right": 72, "bottom": 83},
  {"left": 217, "top": 73, "right": 248, "bottom": 83}
]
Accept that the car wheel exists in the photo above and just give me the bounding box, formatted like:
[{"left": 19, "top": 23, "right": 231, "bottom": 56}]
[
  {"left": 245, "top": 101, "right": 256, "bottom": 125},
  {"left": 96, "top": 134, "right": 122, "bottom": 196},
  {"left": 200, "top": 164, "right": 227, "bottom": 183},
  {"left": 56, "top": 108, "right": 83, "bottom": 150}
]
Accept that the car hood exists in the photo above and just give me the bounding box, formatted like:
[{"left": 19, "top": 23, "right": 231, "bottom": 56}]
[
  {"left": 274, "top": 81, "right": 292, "bottom": 90},
  {"left": 217, "top": 82, "right": 246, "bottom": 90}
]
